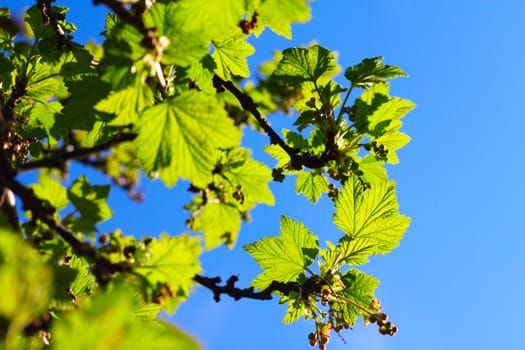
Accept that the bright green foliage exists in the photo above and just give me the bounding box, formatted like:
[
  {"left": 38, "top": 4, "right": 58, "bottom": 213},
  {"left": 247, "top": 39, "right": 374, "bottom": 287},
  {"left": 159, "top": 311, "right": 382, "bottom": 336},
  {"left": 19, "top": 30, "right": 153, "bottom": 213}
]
[
  {"left": 51, "top": 287, "right": 200, "bottom": 350},
  {"left": 256, "top": 0, "right": 312, "bottom": 39},
  {"left": 133, "top": 92, "right": 241, "bottom": 187},
  {"left": 67, "top": 176, "right": 112, "bottom": 232},
  {"left": 333, "top": 177, "right": 410, "bottom": 257},
  {"left": 212, "top": 38, "right": 255, "bottom": 79},
  {"left": 0, "top": 2, "right": 413, "bottom": 349},
  {"left": 135, "top": 234, "right": 202, "bottom": 313},
  {"left": 244, "top": 216, "right": 319, "bottom": 290},
  {"left": 273, "top": 45, "right": 337, "bottom": 86},
  {"left": 30, "top": 171, "right": 68, "bottom": 211},
  {"left": 337, "top": 269, "right": 379, "bottom": 324},
  {"left": 295, "top": 170, "right": 329, "bottom": 203},
  {"left": 0, "top": 229, "right": 52, "bottom": 349},
  {"left": 345, "top": 56, "right": 408, "bottom": 89}
]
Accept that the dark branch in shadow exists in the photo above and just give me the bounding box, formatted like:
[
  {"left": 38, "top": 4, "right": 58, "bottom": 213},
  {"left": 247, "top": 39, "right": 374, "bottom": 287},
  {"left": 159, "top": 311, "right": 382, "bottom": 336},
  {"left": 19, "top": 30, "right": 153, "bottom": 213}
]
[{"left": 193, "top": 274, "right": 302, "bottom": 302}]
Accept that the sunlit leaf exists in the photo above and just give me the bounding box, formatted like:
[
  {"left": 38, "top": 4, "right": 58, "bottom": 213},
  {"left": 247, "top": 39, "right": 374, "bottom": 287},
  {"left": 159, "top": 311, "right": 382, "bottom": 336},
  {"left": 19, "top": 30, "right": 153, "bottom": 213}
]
[
  {"left": 295, "top": 170, "right": 328, "bottom": 203},
  {"left": 134, "top": 92, "right": 240, "bottom": 187},
  {"left": 244, "top": 216, "right": 319, "bottom": 290},
  {"left": 333, "top": 177, "right": 410, "bottom": 256},
  {"left": 273, "top": 45, "right": 336, "bottom": 86}
]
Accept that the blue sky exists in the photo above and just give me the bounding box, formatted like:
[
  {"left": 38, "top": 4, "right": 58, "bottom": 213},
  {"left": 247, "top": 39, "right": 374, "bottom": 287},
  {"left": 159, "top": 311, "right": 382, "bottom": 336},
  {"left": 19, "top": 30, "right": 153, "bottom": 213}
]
[{"left": 10, "top": 1, "right": 525, "bottom": 349}]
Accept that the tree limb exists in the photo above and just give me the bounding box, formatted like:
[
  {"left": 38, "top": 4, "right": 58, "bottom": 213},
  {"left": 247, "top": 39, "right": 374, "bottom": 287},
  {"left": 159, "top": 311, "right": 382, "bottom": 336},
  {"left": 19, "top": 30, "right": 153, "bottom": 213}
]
[
  {"left": 193, "top": 274, "right": 302, "bottom": 302},
  {"left": 212, "top": 75, "right": 340, "bottom": 169}
]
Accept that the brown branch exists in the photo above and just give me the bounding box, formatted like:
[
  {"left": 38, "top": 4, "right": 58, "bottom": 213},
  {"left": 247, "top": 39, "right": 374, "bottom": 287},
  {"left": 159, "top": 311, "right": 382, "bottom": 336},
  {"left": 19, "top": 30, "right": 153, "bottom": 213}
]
[
  {"left": 36, "top": 0, "right": 75, "bottom": 50},
  {"left": 212, "top": 75, "right": 340, "bottom": 169},
  {"left": 193, "top": 274, "right": 302, "bottom": 302},
  {"left": 18, "top": 132, "right": 136, "bottom": 171}
]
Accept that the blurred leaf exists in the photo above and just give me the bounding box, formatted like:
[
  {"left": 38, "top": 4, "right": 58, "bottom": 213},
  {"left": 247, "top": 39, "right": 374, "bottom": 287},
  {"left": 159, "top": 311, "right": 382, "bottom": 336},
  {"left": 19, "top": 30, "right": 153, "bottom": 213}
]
[
  {"left": 30, "top": 170, "right": 68, "bottom": 211},
  {"left": 135, "top": 234, "right": 202, "bottom": 312},
  {"left": 0, "top": 228, "right": 52, "bottom": 348},
  {"left": 145, "top": 2, "right": 209, "bottom": 66},
  {"left": 257, "top": 0, "right": 311, "bottom": 39},
  {"left": 67, "top": 176, "right": 112, "bottom": 231},
  {"left": 170, "top": 0, "right": 245, "bottom": 40},
  {"left": 192, "top": 202, "right": 241, "bottom": 250},
  {"left": 50, "top": 287, "right": 201, "bottom": 350}
]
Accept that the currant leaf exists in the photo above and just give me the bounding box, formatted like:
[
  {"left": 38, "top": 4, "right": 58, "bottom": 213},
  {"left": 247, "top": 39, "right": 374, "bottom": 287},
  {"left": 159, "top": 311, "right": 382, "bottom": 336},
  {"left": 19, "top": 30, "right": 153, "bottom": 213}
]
[
  {"left": 333, "top": 177, "right": 410, "bottom": 256},
  {"left": 273, "top": 45, "right": 336, "bottom": 86},
  {"left": 244, "top": 216, "right": 319, "bottom": 290},
  {"left": 133, "top": 91, "right": 241, "bottom": 187}
]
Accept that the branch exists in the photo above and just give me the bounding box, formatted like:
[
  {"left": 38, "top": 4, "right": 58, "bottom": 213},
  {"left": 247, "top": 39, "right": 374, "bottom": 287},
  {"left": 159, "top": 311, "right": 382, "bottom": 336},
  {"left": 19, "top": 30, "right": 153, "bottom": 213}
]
[
  {"left": 18, "top": 132, "right": 136, "bottom": 171},
  {"left": 36, "top": 0, "right": 75, "bottom": 50},
  {"left": 193, "top": 274, "right": 301, "bottom": 302},
  {"left": 212, "top": 75, "right": 340, "bottom": 169}
]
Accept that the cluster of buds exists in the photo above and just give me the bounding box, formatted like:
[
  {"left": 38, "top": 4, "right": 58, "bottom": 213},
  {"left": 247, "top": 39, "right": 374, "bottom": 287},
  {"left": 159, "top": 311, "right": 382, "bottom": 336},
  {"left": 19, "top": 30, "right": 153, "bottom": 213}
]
[
  {"left": 3, "top": 130, "right": 35, "bottom": 162},
  {"left": 365, "top": 299, "right": 397, "bottom": 336},
  {"left": 239, "top": 12, "right": 259, "bottom": 34},
  {"left": 308, "top": 321, "right": 333, "bottom": 350},
  {"left": 364, "top": 140, "right": 389, "bottom": 160}
]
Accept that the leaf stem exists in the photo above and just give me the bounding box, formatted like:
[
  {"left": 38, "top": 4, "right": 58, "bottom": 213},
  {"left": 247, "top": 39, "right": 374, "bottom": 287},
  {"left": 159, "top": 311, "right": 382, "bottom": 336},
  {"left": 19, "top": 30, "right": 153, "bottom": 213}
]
[{"left": 336, "top": 84, "right": 354, "bottom": 124}]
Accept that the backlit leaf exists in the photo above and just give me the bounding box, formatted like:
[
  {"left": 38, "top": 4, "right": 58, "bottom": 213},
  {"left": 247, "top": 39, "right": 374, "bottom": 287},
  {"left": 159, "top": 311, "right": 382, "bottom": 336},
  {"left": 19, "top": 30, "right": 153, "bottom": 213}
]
[
  {"left": 212, "top": 38, "right": 255, "bottom": 80},
  {"left": 273, "top": 45, "right": 336, "bottom": 86},
  {"left": 244, "top": 216, "right": 319, "bottom": 290},
  {"left": 295, "top": 170, "right": 328, "bottom": 203},
  {"left": 133, "top": 92, "right": 241, "bottom": 187},
  {"left": 333, "top": 177, "right": 410, "bottom": 255},
  {"left": 345, "top": 56, "right": 407, "bottom": 89}
]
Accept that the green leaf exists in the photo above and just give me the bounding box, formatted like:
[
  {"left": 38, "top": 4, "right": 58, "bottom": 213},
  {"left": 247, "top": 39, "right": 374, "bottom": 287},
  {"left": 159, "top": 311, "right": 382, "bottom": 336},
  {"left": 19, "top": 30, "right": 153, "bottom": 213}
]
[
  {"left": 57, "top": 74, "right": 111, "bottom": 132},
  {"left": 257, "top": 0, "right": 311, "bottom": 39},
  {"left": 295, "top": 170, "right": 328, "bottom": 203},
  {"left": 67, "top": 176, "right": 112, "bottom": 231},
  {"left": 244, "top": 216, "right": 319, "bottom": 290},
  {"left": 273, "top": 45, "right": 336, "bottom": 86},
  {"left": 191, "top": 202, "right": 241, "bottom": 250},
  {"left": 358, "top": 154, "right": 387, "bottom": 185},
  {"left": 28, "top": 101, "right": 62, "bottom": 145},
  {"left": 145, "top": 2, "right": 209, "bottom": 66},
  {"left": 133, "top": 92, "right": 241, "bottom": 187},
  {"left": 338, "top": 269, "right": 379, "bottom": 325},
  {"left": 375, "top": 131, "right": 411, "bottom": 164},
  {"left": 30, "top": 170, "right": 68, "bottom": 211},
  {"left": 0, "top": 228, "right": 52, "bottom": 348},
  {"left": 51, "top": 286, "right": 201, "bottom": 350},
  {"left": 333, "top": 177, "right": 410, "bottom": 256},
  {"left": 95, "top": 78, "right": 154, "bottom": 126},
  {"left": 264, "top": 144, "right": 291, "bottom": 169},
  {"left": 170, "top": 0, "right": 245, "bottom": 41},
  {"left": 99, "top": 22, "right": 147, "bottom": 89},
  {"left": 220, "top": 148, "right": 275, "bottom": 210},
  {"left": 0, "top": 8, "right": 15, "bottom": 50},
  {"left": 345, "top": 56, "right": 407, "bottom": 89},
  {"left": 212, "top": 38, "right": 255, "bottom": 80},
  {"left": 280, "top": 292, "right": 313, "bottom": 324},
  {"left": 135, "top": 234, "right": 201, "bottom": 311}
]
